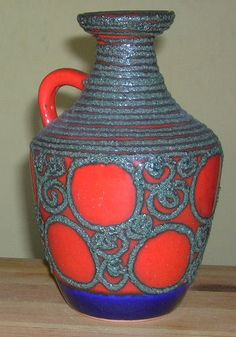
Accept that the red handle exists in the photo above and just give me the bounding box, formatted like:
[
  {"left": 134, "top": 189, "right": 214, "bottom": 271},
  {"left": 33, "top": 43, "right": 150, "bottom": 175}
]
[{"left": 38, "top": 68, "right": 88, "bottom": 127}]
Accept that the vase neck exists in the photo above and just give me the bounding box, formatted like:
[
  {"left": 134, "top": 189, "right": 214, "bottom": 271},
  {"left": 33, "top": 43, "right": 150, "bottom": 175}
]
[
  {"left": 96, "top": 34, "right": 157, "bottom": 67},
  {"left": 78, "top": 11, "right": 174, "bottom": 95},
  {"left": 85, "top": 35, "right": 164, "bottom": 91}
]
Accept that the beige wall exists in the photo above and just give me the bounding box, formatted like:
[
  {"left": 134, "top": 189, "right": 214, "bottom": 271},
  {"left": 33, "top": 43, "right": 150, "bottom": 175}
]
[{"left": 0, "top": 0, "right": 235, "bottom": 265}]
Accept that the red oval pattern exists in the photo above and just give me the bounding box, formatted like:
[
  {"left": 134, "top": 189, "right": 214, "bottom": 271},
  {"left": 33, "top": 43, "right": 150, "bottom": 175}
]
[
  {"left": 48, "top": 223, "right": 95, "bottom": 283},
  {"left": 195, "top": 155, "right": 222, "bottom": 218},
  {"left": 71, "top": 164, "right": 136, "bottom": 226},
  {"left": 134, "top": 231, "right": 191, "bottom": 288}
]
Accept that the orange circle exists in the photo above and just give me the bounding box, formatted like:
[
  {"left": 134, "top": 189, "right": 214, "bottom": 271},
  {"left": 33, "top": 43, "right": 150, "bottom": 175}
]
[
  {"left": 48, "top": 223, "right": 95, "bottom": 283},
  {"left": 195, "top": 155, "right": 222, "bottom": 218},
  {"left": 71, "top": 164, "right": 136, "bottom": 226},
  {"left": 134, "top": 231, "right": 191, "bottom": 288}
]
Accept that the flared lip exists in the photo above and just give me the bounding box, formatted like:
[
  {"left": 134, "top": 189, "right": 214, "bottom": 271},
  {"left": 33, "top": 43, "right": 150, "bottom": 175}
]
[
  {"left": 79, "top": 10, "right": 174, "bottom": 17},
  {"left": 78, "top": 10, "right": 175, "bottom": 36}
]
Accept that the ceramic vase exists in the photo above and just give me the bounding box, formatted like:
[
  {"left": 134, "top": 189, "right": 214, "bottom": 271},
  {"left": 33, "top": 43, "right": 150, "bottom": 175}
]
[{"left": 30, "top": 11, "right": 223, "bottom": 320}]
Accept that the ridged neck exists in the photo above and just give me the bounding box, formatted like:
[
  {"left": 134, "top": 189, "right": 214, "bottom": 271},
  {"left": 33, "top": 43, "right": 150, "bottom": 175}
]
[
  {"left": 95, "top": 35, "right": 157, "bottom": 67},
  {"left": 82, "top": 35, "right": 165, "bottom": 103},
  {"left": 78, "top": 11, "right": 172, "bottom": 112}
]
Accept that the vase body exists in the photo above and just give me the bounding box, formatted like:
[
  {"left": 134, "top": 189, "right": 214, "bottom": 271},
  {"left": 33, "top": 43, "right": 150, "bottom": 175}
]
[{"left": 30, "top": 11, "right": 223, "bottom": 320}]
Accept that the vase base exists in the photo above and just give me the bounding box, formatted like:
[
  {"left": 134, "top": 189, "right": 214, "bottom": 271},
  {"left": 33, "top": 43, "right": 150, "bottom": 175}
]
[{"left": 57, "top": 281, "right": 188, "bottom": 320}]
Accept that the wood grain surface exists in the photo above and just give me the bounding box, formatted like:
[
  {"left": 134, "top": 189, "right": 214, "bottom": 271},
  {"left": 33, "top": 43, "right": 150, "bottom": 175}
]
[{"left": 0, "top": 258, "right": 235, "bottom": 337}]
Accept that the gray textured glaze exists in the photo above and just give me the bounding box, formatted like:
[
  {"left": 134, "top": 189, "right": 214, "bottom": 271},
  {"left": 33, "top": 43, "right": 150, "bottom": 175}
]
[
  {"left": 31, "top": 11, "right": 223, "bottom": 296},
  {"left": 33, "top": 148, "right": 219, "bottom": 293},
  {"left": 31, "top": 20, "right": 222, "bottom": 157}
]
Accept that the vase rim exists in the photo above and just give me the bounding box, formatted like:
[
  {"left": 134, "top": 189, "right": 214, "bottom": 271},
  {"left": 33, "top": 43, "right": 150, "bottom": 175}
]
[
  {"left": 78, "top": 10, "right": 175, "bottom": 36},
  {"left": 79, "top": 10, "right": 174, "bottom": 17}
]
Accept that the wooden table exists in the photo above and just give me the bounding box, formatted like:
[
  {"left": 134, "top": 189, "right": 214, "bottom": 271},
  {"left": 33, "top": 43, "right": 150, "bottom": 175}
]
[{"left": 0, "top": 258, "right": 235, "bottom": 337}]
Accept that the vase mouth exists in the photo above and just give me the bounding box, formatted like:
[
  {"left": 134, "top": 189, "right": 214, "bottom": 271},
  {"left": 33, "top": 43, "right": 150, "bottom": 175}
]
[{"left": 78, "top": 10, "right": 175, "bottom": 36}]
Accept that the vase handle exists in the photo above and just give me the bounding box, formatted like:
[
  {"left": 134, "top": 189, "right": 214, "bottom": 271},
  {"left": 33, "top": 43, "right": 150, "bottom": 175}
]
[{"left": 38, "top": 68, "right": 89, "bottom": 127}]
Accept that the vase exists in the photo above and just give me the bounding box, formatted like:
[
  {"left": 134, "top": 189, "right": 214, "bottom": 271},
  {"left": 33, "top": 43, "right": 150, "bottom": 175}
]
[{"left": 30, "top": 11, "right": 223, "bottom": 320}]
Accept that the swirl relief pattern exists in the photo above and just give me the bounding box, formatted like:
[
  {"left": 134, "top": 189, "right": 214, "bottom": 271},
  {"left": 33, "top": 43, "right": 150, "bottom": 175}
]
[{"left": 31, "top": 148, "right": 222, "bottom": 295}]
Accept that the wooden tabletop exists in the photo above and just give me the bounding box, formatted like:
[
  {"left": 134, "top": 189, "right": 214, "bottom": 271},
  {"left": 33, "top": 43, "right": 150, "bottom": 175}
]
[{"left": 0, "top": 258, "right": 235, "bottom": 337}]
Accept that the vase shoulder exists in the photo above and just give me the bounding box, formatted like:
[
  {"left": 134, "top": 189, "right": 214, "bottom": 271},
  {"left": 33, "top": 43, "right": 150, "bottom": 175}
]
[
  {"left": 31, "top": 92, "right": 222, "bottom": 159},
  {"left": 32, "top": 28, "right": 222, "bottom": 159}
]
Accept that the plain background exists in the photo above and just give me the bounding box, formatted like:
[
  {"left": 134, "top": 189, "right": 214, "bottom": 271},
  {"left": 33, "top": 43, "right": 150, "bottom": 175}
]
[{"left": 0, "top": 0, "right": 235, "bottom": 265}]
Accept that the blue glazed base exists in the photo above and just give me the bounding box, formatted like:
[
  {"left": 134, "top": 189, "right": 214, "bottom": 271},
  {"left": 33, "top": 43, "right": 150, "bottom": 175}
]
[{"left": 57, "top": 281, "right": 188, "bottom": 320}]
